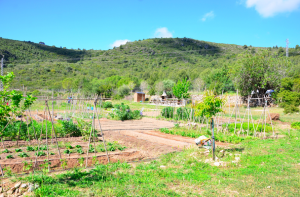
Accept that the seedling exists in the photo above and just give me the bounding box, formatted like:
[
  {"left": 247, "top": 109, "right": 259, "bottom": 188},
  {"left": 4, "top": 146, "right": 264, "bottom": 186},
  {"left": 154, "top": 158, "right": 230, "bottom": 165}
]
[
  {"left": 27, "top": 146, "right": 34, "bottom": 151},
  {"left": 64, "top": 149, "right": 72, "bottom": 155},
  {"left": 40, "top": 146, "right": 48, "bottom": 151},
  {"left": 18, "top": 152, "right": 29, "bottom": 158},
  {"left": 77, "top": 148, "right": 84, "bottom": 154},
  {"left": 35, "top": 151, "right": 46, "bottom": 157},
  {"left": 89, "top": 146, "right": 95, "bottom": 153},
  {"left": 6, "top": 155, "right": 13, "bottom": 159},
  {"left": 22, "top": 160, "right": 33, "bottom": 171},
  {"left": 66, "top": 145, "right": 73, "bottom": 149},
  {"left": 40, "top": 160, "right": 51, "bottom": 174},
  {"left": 78, "top": 157, "right": 85, "bottom": 167},
  {"left": 15, "top": 148, "right": 22, "bottom": 152},
  {"left": 60, "top": 159, "right": 67, "bottom": 169},
  {"left": 3, "top": 149, "right": 10, "bottom": 153},
  {"left": 50, "top": 152, "right": 55, "bottom": 155},
  {"left": 75, "top": 145, "right": 82, "bottom": 148}
]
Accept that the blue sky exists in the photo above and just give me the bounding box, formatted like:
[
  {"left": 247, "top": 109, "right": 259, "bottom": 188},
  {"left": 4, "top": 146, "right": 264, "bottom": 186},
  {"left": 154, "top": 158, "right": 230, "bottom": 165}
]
[{"left": 1, "top": 0, "right": 300, "bottom": 50}]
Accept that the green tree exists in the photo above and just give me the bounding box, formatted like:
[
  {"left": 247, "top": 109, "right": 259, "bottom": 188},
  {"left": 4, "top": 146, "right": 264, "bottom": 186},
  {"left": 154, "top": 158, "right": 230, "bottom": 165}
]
[
  {"left": 62, "top": 78, "right": 75, "bottom": 91},
  {"left": 172, "top": 78, "right": 191, "bottom": 99},
  {"left": 232, "top": 50, "right": 291, "bottom": 96},
  {"left": 0, "top": 72, "right": 36, "bottom": 125}
]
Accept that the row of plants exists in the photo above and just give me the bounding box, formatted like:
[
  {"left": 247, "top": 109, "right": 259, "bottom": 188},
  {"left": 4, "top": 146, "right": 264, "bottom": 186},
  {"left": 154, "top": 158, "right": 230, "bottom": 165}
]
[
  {"left": 159, "top": 126, "right": 254, "bottom": 144},
  {"left": 222, "top": 123, "right": 273, "bottom": 135},
  {"left": 161, "top": 106, "right": 197, "bottom": 121},
  {"left": 0, "top": 141, "right": 126, "bottom": 159},
  {"left": 0, "top": 118, "right": 93, "bottom": 141},
  {"left": 109, "top": 103, "right": 141, "bottom": 121}
]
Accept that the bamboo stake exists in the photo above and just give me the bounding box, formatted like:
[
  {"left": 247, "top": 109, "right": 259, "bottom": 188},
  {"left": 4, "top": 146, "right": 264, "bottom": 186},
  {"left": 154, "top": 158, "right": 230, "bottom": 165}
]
[
  {"left": 95, "top": 98, "right": 110, "bottom": 163},
  {"left": 45, "top": 101, "right": 61, "bottom": 160}
]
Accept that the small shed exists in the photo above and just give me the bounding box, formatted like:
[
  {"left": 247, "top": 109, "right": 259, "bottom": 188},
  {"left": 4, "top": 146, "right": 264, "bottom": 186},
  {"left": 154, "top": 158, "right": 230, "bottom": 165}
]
[{"left": 134, "top": 92, "right": 145, "bottom": 102}]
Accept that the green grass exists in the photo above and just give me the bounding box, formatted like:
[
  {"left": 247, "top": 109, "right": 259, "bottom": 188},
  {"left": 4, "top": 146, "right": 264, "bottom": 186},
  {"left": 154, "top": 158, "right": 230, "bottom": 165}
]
[{"left": 18, "top": 128, "right": 300, "bottom": 196}]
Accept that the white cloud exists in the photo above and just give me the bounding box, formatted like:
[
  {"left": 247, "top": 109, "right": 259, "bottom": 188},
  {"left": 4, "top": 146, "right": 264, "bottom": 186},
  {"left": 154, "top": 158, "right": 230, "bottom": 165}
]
[
  {"left": 154, "top": 27, "right": 173, "bottom": 38},
  {"left": 246, "top": 0, "right": 300, "bottom": 17},
  {"left": 110, "top": 39, "right": 130, "bottom": 48},
  {"left": 201, "top": 11, "right": 215, "bottom": 21}
]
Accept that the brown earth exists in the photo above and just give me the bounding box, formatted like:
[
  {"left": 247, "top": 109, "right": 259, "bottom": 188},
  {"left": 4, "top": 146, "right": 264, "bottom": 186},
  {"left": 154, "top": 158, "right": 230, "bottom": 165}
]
[{"left": 0, "top": 117, "right": 230, "bottom": 175}]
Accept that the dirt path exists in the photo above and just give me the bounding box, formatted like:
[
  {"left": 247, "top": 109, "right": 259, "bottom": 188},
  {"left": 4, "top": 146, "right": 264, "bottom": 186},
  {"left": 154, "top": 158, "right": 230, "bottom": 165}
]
[{"left": 95, "top": 118, "right": 230, "bottom": 159}]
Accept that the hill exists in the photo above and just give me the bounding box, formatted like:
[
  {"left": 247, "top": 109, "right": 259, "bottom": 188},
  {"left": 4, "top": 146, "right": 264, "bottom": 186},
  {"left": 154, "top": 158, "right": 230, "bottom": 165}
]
[{"left": 0, "top": 37, "right": 300, "bottom": 94}]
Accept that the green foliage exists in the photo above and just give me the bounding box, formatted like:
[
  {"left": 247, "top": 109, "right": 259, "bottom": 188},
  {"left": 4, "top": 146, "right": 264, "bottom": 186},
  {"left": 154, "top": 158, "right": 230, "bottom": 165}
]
[
  {"left": 75, "top": 145, "right": 82, "bottom": 148},
  {"left": 35, "top": 151, "right": 46, "bottom": 157},
  {"left": 161, "top": 107, "right": 174, "bottom": 118},
  {"left": 102, "top": 101, "right": 113, "bottom": 108},
  {"left": 6, "top": 155, "right": 13, "bottom": 159},
  {"left": 277, "top": 77, "right": 300, "bottom": 114},
  {"left": 0, "top": 72, "right": 36, "bottom": 125},
  {"left": 58, "top": 119, "right": 81, "bottom": 137},
  {"left": 2, "top": 149, "right": 10, "bottom": 153},
  {"left": 176, "top": 107, "right": 194, "bottom": 121},
  {"left": 64, "top": 149, "right": 72, "bottom": 154},
  {"left": 77, "top": 148, "right": 84, "bottom": 154},
  {"left": 109, "top": 103, "right": 141, "bottom": 121},
  {"left": 172, "top": 78, "right": 191, "bottom": 99},
  {"left": 27, "top": 146, "right": 34, "bottom": 151},
  {"left": 223, "top": 123, "right": 273, "bottom": 135},
  {"left": 18, "top": 152, "right": 29, "bottom": 158},
  {"left": 15, "top": 148, "right": 22, "bottom": 152},
  {"left": 194, "top": 90, "right": 225, "bottom": 118},
  {"left": 291, "top": 122, "right": 300, "bottom": 129},
  {"left": 233, "top": 50, "right": 291, "bottom": 95}
]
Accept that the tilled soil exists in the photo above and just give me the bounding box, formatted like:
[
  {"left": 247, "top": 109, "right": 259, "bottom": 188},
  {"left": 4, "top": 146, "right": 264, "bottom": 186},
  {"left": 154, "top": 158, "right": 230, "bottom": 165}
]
[{"left": 0, "top": 117, "right": 230, "bottom": 175}]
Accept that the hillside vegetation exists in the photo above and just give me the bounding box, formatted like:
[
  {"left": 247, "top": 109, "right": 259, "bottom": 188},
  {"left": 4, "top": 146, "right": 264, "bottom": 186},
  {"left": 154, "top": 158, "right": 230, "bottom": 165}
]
[{"left": 1, "top": 37, "right": 300, "bottom": 95}]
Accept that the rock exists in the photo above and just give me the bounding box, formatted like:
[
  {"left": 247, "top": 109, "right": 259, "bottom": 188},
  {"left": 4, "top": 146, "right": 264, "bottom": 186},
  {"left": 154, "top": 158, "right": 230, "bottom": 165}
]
[
  {"left": 22, "top": 192, "right": 31, "bottom": 197},
  {"left": 27, "top": 185, "right": 35, "bottom": 192},
  {"left": 270, "top": 113, "right": 280, "bottom": 120},
  {"left": 34, "top": 184, "right": 39, "bottom": 189},
  {"left": 14, "top": 182, "right": 22, "bottom": 189},
  {"left": 214, "top": 162, "right": 221, "bottom": 166},
  {"left": 20, "top": 184, "right": 27, "bottom": 189},
  {"left": 267, "top": 186, "right": 271, "bottom": 189},
  {"left": 6, "top": 189, "right": 14, "bottom": 195}
]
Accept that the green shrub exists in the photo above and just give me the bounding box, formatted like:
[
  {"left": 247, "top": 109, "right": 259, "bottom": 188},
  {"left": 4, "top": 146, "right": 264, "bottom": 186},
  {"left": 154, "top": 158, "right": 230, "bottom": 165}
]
[
  {"left": 27, "top": 146, "right": 34, "bottom": 151},
  {"left": 18, "top": 152, "right": 29, "bottom": 158},
  {"left": 291, "top": 122, "right": 300, "bottom": 129},
  {"left": 161, "top": 107, "right": 174, "bottom": 118},
  {"left": 58, "top": 120, "right": 81, "bottom": 137},
  {"left": 102, "top": 101, "right": 113, "bottom": 108},
  {"left": 109, "top": 103, "right": 141, "bottom": 121},
  {"left": 176, "top": 107, "right": 194, "bottom": 120}
]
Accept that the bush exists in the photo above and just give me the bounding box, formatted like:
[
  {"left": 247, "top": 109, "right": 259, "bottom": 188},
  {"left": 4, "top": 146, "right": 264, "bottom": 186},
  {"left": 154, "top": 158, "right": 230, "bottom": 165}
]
[
  {"left": 161, "top": 107, "right": 174, "bottom": 118},
  {"left": 112, "top": 94, "right": 124, "bottom": 100},
  {"left": 58, "top": 120, "right": 81, "bottom": 137},
  {"left": 291, "top": 122, "right": 300, "bottom": 129},
  {"left": 109, "top": 103, "right": 141, "bottom": 121},
  {"left": 102, "top": 101, "right": 113, "bottom": 108}
]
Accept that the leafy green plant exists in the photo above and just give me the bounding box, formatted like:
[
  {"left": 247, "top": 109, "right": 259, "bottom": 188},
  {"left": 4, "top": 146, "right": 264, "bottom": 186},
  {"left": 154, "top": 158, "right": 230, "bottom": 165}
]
[
  {"left": 35, "top": 151, "right": 46, "bottom": 157},
  {"left": 6, "top": 155, "right": 13, "bottom": 159},
  {"left": 102, "top": 101, "right": 113, "bottom": 108},
  {"left": 22, "top": 160, "right": 33, "bottom": 171},
  {"left": 66, "top": 145, "right": 73, "bottom": 149},
  {"left": 291, "top": 122, "right": 300, "bottom": 130},
  {"left": 3, "top": 149, "right": 10, "bottom": 153},
  {"left": 64, "top": 149, "right": 72, "bottom": 154},
  {"left": 19, "top": 152, "right": 29, "bottom": 158},
  {"left": 109, "top": 103, "right": 141, "bottom": 121},
  {"left": 57, "top": 120, "right": 81, "bottom": 137},
  {"left": 75, "top": 145, "right": 82, "bottom": 148},
  {"left": 78, "top": 157, "right": 85, "bottom": 167},
  {"left": 27, "top": 146, "right": 34, "bottom": 151},
  {"left": 77, "top": 148, "right": 84, "bottom": 154},
  {"left": 60, "top": 159, "right": 67, "bottom": 169}
]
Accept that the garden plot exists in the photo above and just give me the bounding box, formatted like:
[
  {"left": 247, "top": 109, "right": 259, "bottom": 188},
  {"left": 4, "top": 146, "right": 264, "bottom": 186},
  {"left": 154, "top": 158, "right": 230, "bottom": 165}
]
[{"left": 0, "top": 137, "right": 140, "bottom": 174}]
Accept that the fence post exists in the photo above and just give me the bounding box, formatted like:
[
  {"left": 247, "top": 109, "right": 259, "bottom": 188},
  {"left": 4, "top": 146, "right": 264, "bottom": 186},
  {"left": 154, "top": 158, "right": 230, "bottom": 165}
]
[{"left": 211, "top": 118, "right": 215, "bottom": 161}]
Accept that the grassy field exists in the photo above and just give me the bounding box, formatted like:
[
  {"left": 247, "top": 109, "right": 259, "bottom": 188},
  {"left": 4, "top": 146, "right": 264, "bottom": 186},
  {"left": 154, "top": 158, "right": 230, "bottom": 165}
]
[{"left": 12, "top": 127, "right": 300, "bottom": 196}]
